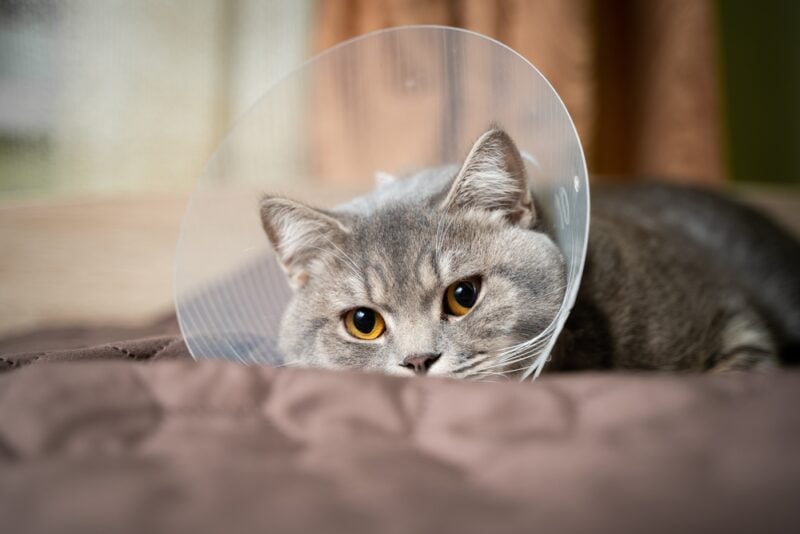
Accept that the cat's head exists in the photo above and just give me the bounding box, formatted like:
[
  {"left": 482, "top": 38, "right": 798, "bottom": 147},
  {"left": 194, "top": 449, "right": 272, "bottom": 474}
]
[{"left": 260, "top": 128, "right": 565, "bottom": 379}]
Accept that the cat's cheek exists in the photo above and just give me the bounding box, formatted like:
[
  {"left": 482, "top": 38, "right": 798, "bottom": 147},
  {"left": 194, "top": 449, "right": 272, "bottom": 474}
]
[{"left": 318, "top": 334, "right": 390, "bottom": 372}]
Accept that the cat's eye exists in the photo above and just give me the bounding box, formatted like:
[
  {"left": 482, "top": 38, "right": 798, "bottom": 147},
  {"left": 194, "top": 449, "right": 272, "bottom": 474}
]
[
  {"left": 443, "top": 277, "right": 481, "bottom": 317},
  {"left": 344, "top": 307, "right": 386, "bottom": 340}
]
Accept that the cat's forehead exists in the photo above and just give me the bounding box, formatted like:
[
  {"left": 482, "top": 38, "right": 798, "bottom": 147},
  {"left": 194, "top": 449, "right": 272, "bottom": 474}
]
[
  {"left": 335, "top": 207, "right": 493, "bottom": 302},
  {"left": 351, "top": 207, "right": 437, "bottom": 258},
  {"left": 347, "top": 209, "right": 441, "bottom": 291}
]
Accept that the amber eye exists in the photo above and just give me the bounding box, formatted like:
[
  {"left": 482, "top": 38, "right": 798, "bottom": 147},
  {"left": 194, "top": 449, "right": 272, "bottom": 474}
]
[
  {"left": 444, "top": 277, "right": 481, "bottom": 317},
  {"left": 344, "top": 307, "right": 386, "bottom": 340}
]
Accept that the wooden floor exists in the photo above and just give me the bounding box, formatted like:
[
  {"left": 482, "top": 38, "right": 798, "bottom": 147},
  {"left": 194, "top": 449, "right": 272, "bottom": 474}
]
[{"left": 1, "top": 186, "right": 798, "bottom": 338}]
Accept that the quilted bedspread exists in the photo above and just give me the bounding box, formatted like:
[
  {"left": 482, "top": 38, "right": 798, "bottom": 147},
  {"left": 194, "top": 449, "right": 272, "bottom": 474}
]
[{"left": 1, "top": 336, "right": 799, "bottom": 534}]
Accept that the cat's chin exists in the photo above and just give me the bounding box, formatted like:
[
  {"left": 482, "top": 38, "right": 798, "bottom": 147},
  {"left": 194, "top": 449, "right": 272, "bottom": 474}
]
[{"left": 378, "top": 365, "right": 451, "bottom": 379}]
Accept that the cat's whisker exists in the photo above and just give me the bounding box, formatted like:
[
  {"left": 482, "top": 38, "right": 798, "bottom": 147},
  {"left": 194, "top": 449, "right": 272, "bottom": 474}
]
[
  {"left": 497, "top": 361, "right": 538, "bottom": 376},
  {"left": 465, "top": 369, "right": 514, "bottom": 381},
  {"left": 456, "top": 360, "right": 498, "bottom": 378},
  {"left": 459, "top": 350, "right": 533, "bottom": 377},
  {"left": 452, "top": 346, "right": 540, "bottom": 374},
  {"left": 477, "top": 358, "right": 534, "bottom": 375},
  {"left": 498, "top": 341, "right": 548, "bottom": 361},
  {"left": 469, "top": 350, "right": 544, "bottom": 378},
  {"left": 451, "top": 354, "right": 491, "bottom": 375},
  {"left": 497, "top": 348, "right": 545, "bottom": 364},
  {"left": 478, "top": 347, "right": 543, "bottom": 373},
  {"left": 498, "top": 325, "right": 559, "bottom": 354}
]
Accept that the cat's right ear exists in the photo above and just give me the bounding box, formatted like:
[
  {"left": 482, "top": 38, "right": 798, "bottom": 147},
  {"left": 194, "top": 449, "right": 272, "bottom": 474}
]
[
  {"left": 260, "top": 196, "right": 349, "bottom": 288},
  {"left": 442, "top": 128, "right": 535, "bottom": 227}
]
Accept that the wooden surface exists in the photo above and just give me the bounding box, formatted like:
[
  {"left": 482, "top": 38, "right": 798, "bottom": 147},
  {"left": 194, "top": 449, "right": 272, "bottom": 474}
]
[{"left": 0, "top": 193, "right": 187, "bottom": 337}]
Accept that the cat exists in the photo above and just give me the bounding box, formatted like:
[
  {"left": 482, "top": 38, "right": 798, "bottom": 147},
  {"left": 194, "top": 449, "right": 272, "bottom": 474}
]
[{"left": 259, "top": 127, "right": 800, "bottom": 378}]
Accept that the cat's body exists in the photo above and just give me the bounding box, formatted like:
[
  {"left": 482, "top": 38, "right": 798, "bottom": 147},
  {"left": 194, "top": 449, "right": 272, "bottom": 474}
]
[
  {"left": 261, "top": 129, "right": 800, "bottom": 378},
  {"left": 553, "top": 184, "right": 800, "bottom": 372}
]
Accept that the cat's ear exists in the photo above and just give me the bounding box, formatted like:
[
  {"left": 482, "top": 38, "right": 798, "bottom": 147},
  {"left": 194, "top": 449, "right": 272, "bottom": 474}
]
[
  {"left": 442, "top": 128, "right": 535, "bottom": 227},
  {"left": 260, "top": 196, "right": 349, "bottom": 288}
]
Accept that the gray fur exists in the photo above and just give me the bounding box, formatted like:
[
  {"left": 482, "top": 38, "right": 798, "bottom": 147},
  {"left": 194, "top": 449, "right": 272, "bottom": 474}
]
[
  {"left": 261, "top": 128, "right": 800, "bottom": 378},
  {"left": 553, "top": 183, "right": 799, "bottom": 372},
  {"left": 261, "top": 129, "right": 564, "bottom": 378}
]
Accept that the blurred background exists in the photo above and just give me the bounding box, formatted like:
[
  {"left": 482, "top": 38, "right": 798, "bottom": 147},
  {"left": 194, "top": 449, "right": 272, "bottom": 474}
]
[{"left": 1, "top": 0, "right": 799, "bottom": 342}]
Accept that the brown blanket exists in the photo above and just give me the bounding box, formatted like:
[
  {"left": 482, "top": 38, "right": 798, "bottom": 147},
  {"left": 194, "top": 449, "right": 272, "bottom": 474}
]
[{"left": 1, "top": 337, "right": 799, "bottom": 534}]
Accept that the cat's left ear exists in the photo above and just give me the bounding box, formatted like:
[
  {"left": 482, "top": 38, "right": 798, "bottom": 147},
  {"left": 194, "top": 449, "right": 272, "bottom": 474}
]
[
  {"left": 442, "top": 128, "right": 535, "bottom": 227},
  {"left": 260, "top": 196, "right": 349, "bottom": 288}
]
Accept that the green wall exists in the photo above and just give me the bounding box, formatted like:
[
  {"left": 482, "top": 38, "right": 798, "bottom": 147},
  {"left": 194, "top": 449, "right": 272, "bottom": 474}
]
[{"left": 718, "top": 0, "right": 800, "bottom": 183}]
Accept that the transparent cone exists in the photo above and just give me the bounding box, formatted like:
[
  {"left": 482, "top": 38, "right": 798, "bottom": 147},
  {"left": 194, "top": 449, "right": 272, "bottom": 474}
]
[{"left": 175, "top": 26, "right": 589, "bottom": 379}]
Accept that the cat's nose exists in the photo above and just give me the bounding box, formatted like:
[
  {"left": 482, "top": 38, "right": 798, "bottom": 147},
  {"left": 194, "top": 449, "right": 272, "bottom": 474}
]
[{"left": 401, "top": 353, "right": 441, "bottom": 375}]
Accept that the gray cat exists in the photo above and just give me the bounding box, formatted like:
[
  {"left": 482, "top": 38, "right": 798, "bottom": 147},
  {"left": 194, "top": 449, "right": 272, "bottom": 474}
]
[{"left": 260, "top": 128, "right": 800, "bottom": 378}]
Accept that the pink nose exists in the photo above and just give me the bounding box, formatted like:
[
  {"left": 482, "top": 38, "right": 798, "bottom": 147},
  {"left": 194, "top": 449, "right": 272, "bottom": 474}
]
[{"left": 401, "top": 353, "right": 441, "bottom": 375}]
